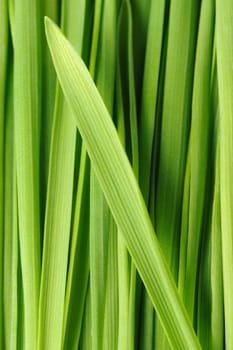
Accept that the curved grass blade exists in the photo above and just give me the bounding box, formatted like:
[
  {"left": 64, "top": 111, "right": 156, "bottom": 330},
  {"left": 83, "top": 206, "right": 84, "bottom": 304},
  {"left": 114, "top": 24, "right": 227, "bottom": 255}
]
[{"left": 45, "top": 18, "right": 201, "bottom": 349}]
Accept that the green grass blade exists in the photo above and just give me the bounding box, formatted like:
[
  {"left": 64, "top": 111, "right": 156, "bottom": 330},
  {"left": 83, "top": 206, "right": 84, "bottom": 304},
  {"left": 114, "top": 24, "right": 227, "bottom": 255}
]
[
  {"left": 0, "top": 0, "right": 8, "bottom": 346},
  {"left": 211, "top": 147, "right": 224, "bottom": 349},
  {"left": 154, "top": 0, "right": 199, "bottom": 346},
  {"left": 38, "top": 1, "right": 86, "bottom": 348},
  {"left": 3, "top": 53, "right": 18, "bottom": 350},
  {"left": 216, "top": 1, "right": 233, "bottom": 346},
  {"left": 182, "top": 0, "right": 215, "bottom": 320},
  {"left": 62, "top": 148, "right": 90, "bottom": 350},
  {"left": 118, "top": 2, "right": 140, "bottom": 347},
  {"left": 60, "top": 4, "right": 89, "bottom": 349},
  {"left": 103, "top": 219, "right": 118, "bottom": 350},
  {"left": 78, "top": 282, "right": 92, "bottom": 350},
  {"left": 40, "top": 0, "right": 60, "bottom": 216},
  {"left": 38, "top": 87, "right": 76, "bottom": 350},
  {"left": 8, "top": 0, "right": 15, "bottom": 47},
  {"left": 139, "top": 0, "right": 165, "bottom": 203},
  {"left": 155, "top": 0, "right": 199, "bottom": 281},
  {"left": 88, "top": 2, "right": 109, "bottom": 349},
  {"left": 45, "top": 18, "right": 201, "bottom": 349},
  {"left": 115, "top": 60, "right": 130, "bottom": 350},
  {"left": 96, "top": 1, "right": 118, "bottom": 348},
  {"left": 131, "top": 0, "right": 151, "bottom": 103},
  {"left": 14, "top": 0, "right": 41, "bottom": 347}
]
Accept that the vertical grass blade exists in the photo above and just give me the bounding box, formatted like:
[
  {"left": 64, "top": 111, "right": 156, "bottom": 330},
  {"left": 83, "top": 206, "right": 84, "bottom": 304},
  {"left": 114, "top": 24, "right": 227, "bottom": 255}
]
[
  {"left": 14, "top": 0, "right": 41, "bottom": 347},
  {"left": 78, "top": 283, "right": 92, "bottom": 350},
  {"left": 88, "top": 2, "right": 109, "bottom": 349},
  {"left": 182, "top": 0, "right": 214, "bottom": 320},
  {"left": 3, "top": 53, "right": 18, "bottom": 350},
  {"left": 40, "top": 0, "right": 60, "bottom": 217},
  {"left": 61, "top": 4, "right": 88, "bottom": 349},
  {"left": 118, "top": 1, "right": 140, "bottom": 347},
  {"left": 216, "top": 1, "right": 233, "bottom": 346},
  {"left": 37, "top": 1, "right": 86, "bottom": 348},
  {"left": 115, "top": 59, "right": 130, "bottom": 350},
  {"left": 0, "top": 0, "right": 8, "bottom": 346},
  {"left": 211, "top": 147, "right": 224, "bottom": 349},
  {"left": 95, "top": 0, "right": 118, "bottom": 348},
  {"left": 45, "top": 18, "right": 201, "bottom": 349},
  {"left": 62, "top": 149, "right": 90, "bottom": 350},
  {"left": 139, "top": 0, "right": 165, "bottom": 203},
  {"left": 154, "top": 0, "right": 199, "bottom": 346},
  {"left": 155, "top": 0, "right": 199, "bottom": 281}
]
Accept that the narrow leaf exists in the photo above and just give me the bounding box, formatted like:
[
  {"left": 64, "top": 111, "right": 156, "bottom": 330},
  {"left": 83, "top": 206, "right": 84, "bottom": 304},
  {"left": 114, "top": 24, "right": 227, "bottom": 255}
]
[{"left": 45, "top": 18, "right": 200, "bottom": 350}]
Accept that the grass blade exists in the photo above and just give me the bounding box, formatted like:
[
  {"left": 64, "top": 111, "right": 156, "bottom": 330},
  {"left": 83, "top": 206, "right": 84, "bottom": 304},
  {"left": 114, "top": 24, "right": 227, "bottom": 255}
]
[
  {"left": 182, "top": 0, "right": 214, "bottom": 320},
  {"left": 216, "top": 1, "right": 233, "bottom": 346},
  {"left": 14, "top": 0, "right": 41, "bottom": 347},
  {"left": 37, "top": 1, "right": 86, "bottom": 348},
  {"left": 0, "top": 0, "right": 8, "bottom": 346},
  {"left": 45, "top": 18, "right": 201, "bottom": 349},
  {"left": 3, "top": 52, "right": 18, "bottom": 350}
]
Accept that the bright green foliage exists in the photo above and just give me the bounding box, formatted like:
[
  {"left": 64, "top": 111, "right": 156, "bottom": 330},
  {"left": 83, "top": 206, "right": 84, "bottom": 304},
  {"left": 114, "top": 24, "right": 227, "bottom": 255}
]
[{"left": 1, "top": 1, "right": 230, "bottom": 349}]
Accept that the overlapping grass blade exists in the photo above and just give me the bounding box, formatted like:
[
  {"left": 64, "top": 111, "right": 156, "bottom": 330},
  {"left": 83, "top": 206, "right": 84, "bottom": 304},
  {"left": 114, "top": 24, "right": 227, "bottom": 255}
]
[
  {"left": 14, "top": 0, "right": 41, "bottom": 347},
  {"left": 216, "top": 0, "right": 233, "bottom": 346},
  {"left": 45, "top": 18, "right": 201, "bottom": 349}
]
